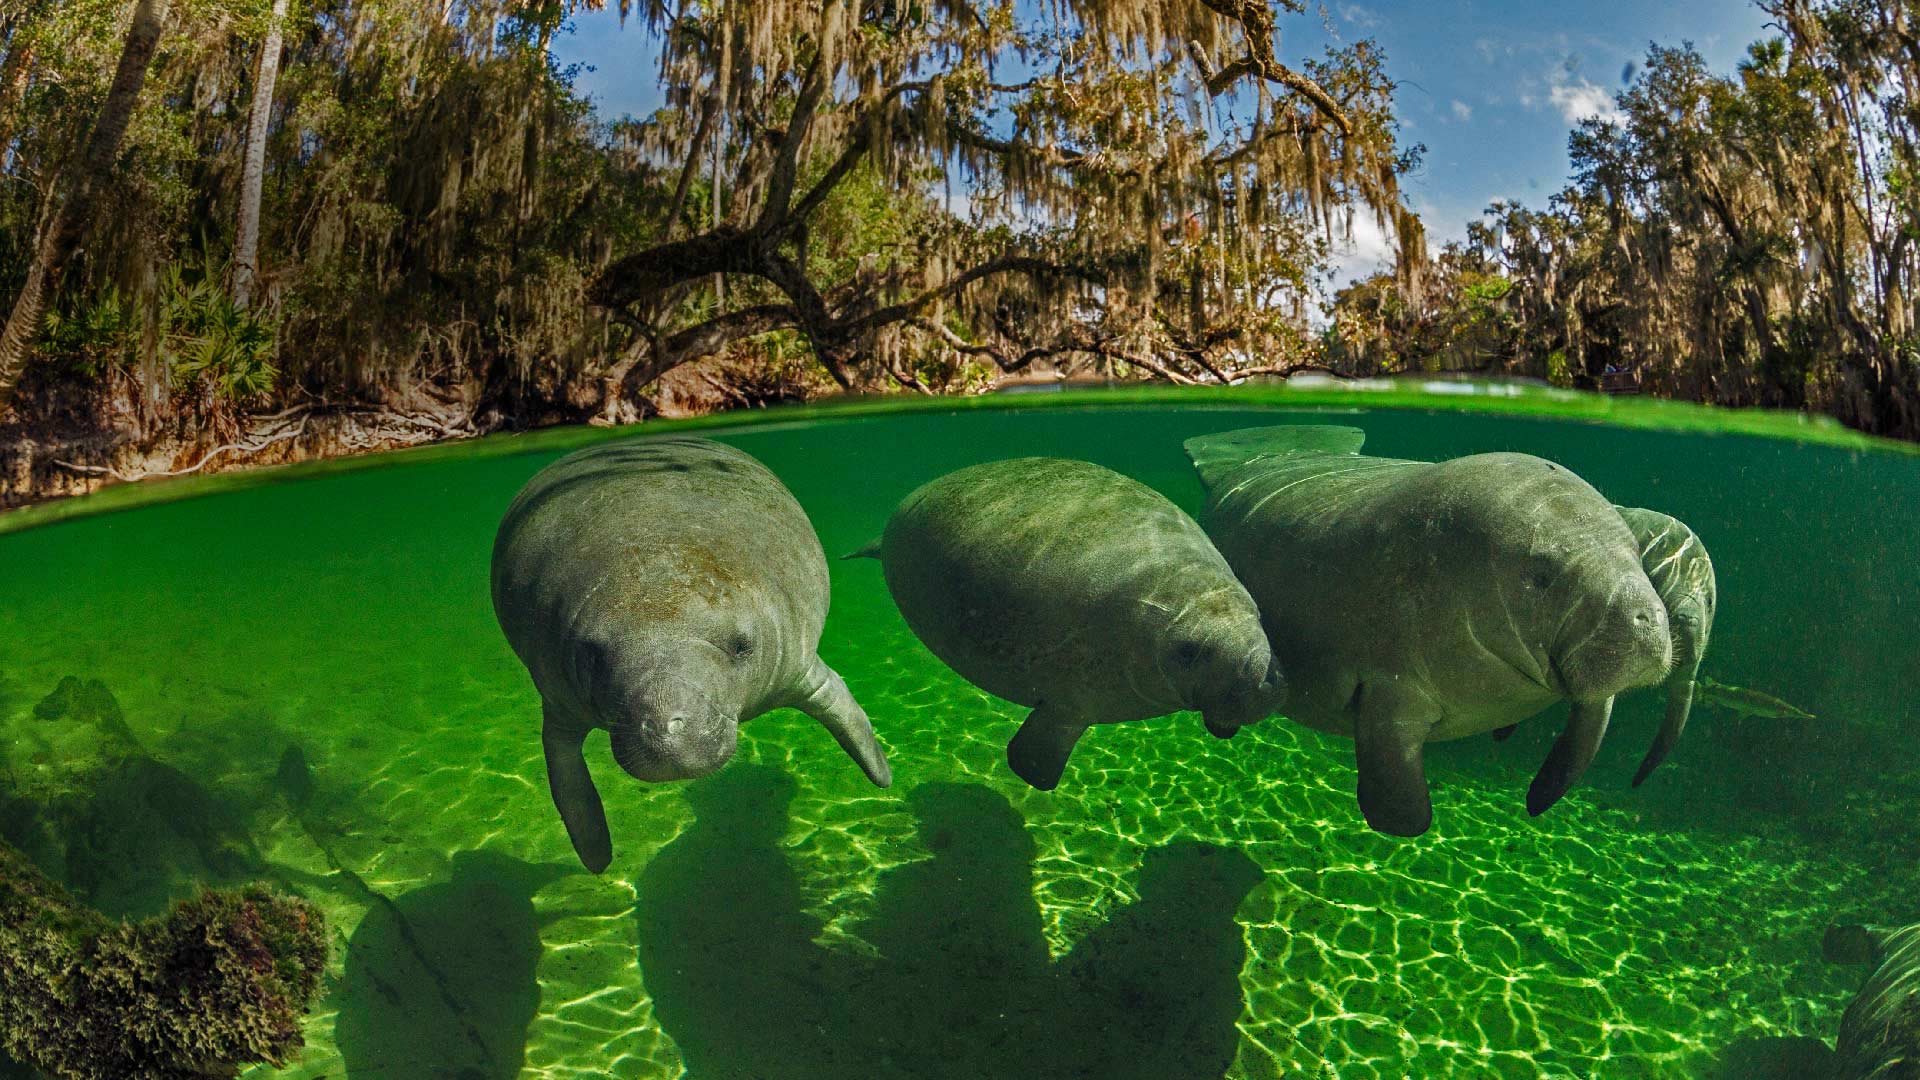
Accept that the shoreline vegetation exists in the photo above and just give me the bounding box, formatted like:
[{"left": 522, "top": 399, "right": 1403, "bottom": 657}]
[
  {"left": 3, "top": 381, "right": 1910, "bottom": 539},
  {"left": 3, "top": 0, "right": 1919, "bottom": 509}
]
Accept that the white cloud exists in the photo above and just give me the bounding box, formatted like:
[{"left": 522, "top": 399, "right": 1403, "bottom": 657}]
[
  {"left": 1450, "top": 100, "right": 1473, "bottom": 122},
  {"left": 1328, "top": 211, "right": 1397, "bottom": 289},
  {"left": 1546, "top": 74, "right": 1624, "bottom": 126},
  {"left": 1338, "top": 3, "right": 1380, "bottom": 29}
]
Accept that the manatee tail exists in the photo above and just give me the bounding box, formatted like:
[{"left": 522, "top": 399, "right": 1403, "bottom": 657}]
[
  {"left": 841, "top": 537, "right": 882, "bottom": 561},
  {"left": 542, "top": 702, "right": 613, "bottom": 874},
  {"left": 1183, "top": 425, "right": 1368, "bottom": 490},
  {"left": 1632, "top": 665, "right": 1697, "bottom": 787}
]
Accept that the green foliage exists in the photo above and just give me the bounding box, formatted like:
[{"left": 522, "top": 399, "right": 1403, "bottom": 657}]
[
  {"left": 1462, "top": 276, "right": 1512, "bottom": 306},
  {"left": 1329, "top": 1, "right": 1920, "bottom": 435},
  {"left": 156, "top": 262, "right": 279, "bottom": 401},
  {"left": 1546, "top": 349, "right": 1571, "bottom": 388},
  {"left": 40, "top": 257, "right": 279, "bottom": 402},
  {"left": 41, "top": 290, "right": 135, "bottom": 378}
]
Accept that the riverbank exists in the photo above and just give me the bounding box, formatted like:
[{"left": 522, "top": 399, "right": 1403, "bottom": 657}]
[
  {"left": 0, "top": 356, "right": 821, "bottom": 510},
  {"left": 3, "top": 378, "right": 1910, "bottom": 537}
]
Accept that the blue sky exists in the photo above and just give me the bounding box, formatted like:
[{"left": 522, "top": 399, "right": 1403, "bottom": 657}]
[{"left": 553, "top": 0, "right": 1772, "bottom": 281}]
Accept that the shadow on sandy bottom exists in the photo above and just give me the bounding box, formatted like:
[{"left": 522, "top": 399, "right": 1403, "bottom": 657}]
[
  {"left": 335, "top": 850, "right": 573, "bottom": 1080},
  {"left": 636, "top": 764, "right": 1264, "bottom": 1080}
]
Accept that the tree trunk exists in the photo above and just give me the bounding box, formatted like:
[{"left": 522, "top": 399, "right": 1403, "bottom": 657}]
[
  {"left": 232, "top": 0, "right": 289, "bottom": 310},
  {"left": 0, "top": 0, "right": 47, "bottom": 166},
  {"left": 0, "top": 0, "right": 171, "bottom": 413}
]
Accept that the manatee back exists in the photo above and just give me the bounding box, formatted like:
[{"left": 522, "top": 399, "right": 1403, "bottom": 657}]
[
  {"left": 1182, "top": 426, "right": 1428, "bottom": 652},
  {"left": 1184, "top": 431, "right": 1643, "bottom": 734},
  {"left": 491, "top": 437, "right": 829, "bottom": 673},
  {"left": 877, "top": 457, "right": 1252, "bottom": 713},
  {"left": 1184, "top": 425, "right": 1424, "bottom": 564}
]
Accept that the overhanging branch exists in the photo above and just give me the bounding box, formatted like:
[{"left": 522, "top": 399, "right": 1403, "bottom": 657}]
[
  {"left": 852, "top": 255, "right": 1105, "bottom": 332},
  {"left": 1195, "top": 0, "right": 1351, "bottom": 135},
  {"left": 590, "top": 227, "right": 759, "bottom": 309}
]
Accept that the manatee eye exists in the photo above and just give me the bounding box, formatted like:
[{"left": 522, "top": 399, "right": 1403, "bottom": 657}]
[
  {"left": 1526, "top": 557, "right": 1556, "bottom": 591},
  {"left": 572, "top": 641, "right": 605, "bottom": 683},
  {"left": 1172, "top": 641, "right": 1210, "bottom": 668},
  {"left": 727, "top": 634, "right": 754, "bottom": 661}
]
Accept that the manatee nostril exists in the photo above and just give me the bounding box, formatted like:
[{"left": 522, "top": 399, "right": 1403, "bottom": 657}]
[{"left": 1629, "top": 606, "right": 1666, "bottom": 631}]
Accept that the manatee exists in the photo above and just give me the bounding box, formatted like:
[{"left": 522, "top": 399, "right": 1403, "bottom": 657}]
[
  {"left": 1613, "top": 506, "right": 1717, "bottom": 787},
  {"left": 848, "top": 457, "right": 1285, "bottom": 790},
  {"left": 1823, "top": 921, "right": 1920, "bottom": 1080},
  {"left": 491, "top": 437, "right": 891, "bottom": 872},
  {"left": 1184, "top": 425, "right": 1672, "bottom": 835}
]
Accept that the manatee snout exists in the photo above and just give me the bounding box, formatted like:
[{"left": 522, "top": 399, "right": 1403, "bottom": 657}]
[
  {"left": 606, "top": 679, "right": 739, "bottom": 782},
  {"left": 1558, "top": 583, "right": 1673, "bottom": 699},
  {"left": 1199, "top": 653, "right": 1286, "bottom": 736}
]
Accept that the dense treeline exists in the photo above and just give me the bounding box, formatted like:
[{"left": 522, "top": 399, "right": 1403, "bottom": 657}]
[
  {"left": 0, "top": 0, "right": 1415, "bottom": 501},
  {"left": 6, "top": 0, "right": 1919, "bottom": 507},
  {"left": 0, "top": 0, "right": 670, "bottom": 436},
  {"left": 1331, "top": 0, "right": 1920, "bottom": 438}
]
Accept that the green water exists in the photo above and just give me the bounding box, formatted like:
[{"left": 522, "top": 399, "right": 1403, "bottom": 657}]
[{"left": 2, "top": 395, "right": 1917, "bottom": 1078}]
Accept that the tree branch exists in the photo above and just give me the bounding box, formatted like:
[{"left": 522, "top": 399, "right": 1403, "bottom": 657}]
[
  {"left": 651, "top": 304, "right": 801, "bottom": 380},
  {"left": 663, "top": 95, "right": 720, "bottom": 240},
  {"left": 1195, "top": 0, "right": 1351, "bottom": 135},
  {"left": 910, "top": 317, "right": 1103, "bottom": 374},
  {"left": 759, "top": 0, "right": 844, "bottom": 230},
  {"left": 852, "top": 255, "right": 1102, "bottom": 333},
  {"left": 944, "top": 121, "right": 1132, "bottom": 177},
  {"left": 590, "top": 227, "right": 759, "bottom": 309},
  {"left": 782, "top": 115, "right": 876, "bottom": 235}
]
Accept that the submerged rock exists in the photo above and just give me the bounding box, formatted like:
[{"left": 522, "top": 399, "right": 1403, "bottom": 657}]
[
  {"left": 0, "top": 837, "right": 327, "bottom": 1080},
  {"left": 29, "top": 677, "right": 138, "bottom": 752}
]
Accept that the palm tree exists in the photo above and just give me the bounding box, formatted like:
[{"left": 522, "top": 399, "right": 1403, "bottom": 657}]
[
  {"left": 232, "top": 0, "right": 291, "bottom": 311},
  {"left": 0, "top": 0, "right": 173, "bottom": 412}
]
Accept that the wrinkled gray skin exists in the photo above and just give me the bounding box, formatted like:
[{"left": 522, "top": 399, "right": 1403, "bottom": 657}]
[
  {"left": 1186, "top": 425, "right": 1672, "bottom": 836},
  {"left": 492, "top": 437, "right": 891, "bottom": 873},
  {"left": 1613, "top": 506, "right": 1717, "bottom": 787},
  {"left": 1823, "top": 922, "right": 1920, "bottom": 1080},
  {"left": 849, "top": 457, "right": 1285, "bottom": 790}
]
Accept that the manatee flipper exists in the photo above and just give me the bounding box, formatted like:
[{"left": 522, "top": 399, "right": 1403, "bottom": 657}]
[
  {"left": 542, "top": 701, "right": 612, "bottom": 874},
  {"left": 1490, "top": 723, "right": 1519, "bottom": 743},
  {"left": 793, "top": 656, "right": 892, "bottom": 787},
  {"left": 1352, "top": 681, "right": 1436, "bottom": 837},
  {"left": 1183, "top": 425, "right": 1368, "bottom": 489},
  {"left": 1204, "top": 716, "right": 1240, "bottom": 739},
  {"left": 841, "top": 537, "right": 882, "bottom": 561},
  {"left": 1527, "top": 696, "right": 1614, "bottom": 817},
  {"left": 1632, "top": 665, "right": 1697, "bottom": 787},
  {"left": 1007, "top": 704, "right": 1090, "bottom": 791}
]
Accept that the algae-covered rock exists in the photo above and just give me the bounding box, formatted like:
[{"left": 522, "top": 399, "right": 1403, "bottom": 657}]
[
  {"left": 0, "top": 838, "right": 327, "bottom": 1080},
  {"left": 29, "top": 678, "right": 138, "bottom": 750}
]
